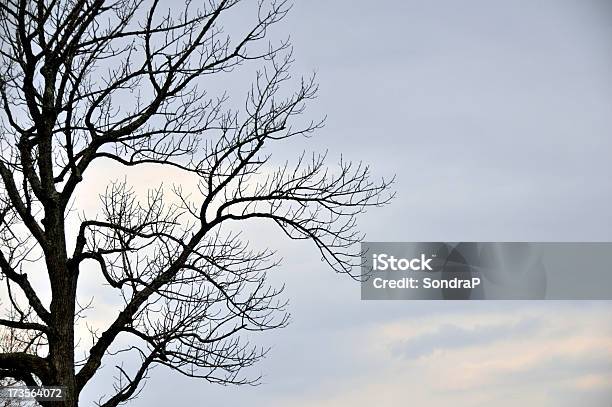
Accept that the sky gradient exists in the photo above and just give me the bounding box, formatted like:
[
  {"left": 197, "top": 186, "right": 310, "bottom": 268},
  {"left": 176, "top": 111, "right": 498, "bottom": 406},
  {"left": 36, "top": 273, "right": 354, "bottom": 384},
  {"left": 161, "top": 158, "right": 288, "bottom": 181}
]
[{"left": 67, "top": 0, "right": 612, "bottom": 405}]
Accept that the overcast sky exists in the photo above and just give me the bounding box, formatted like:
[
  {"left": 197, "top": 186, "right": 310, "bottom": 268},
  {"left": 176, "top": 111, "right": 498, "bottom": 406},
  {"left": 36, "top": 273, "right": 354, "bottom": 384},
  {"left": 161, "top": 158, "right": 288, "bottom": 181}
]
[{"left": 75, "top": 0, "right": 612, "bottom": 405}]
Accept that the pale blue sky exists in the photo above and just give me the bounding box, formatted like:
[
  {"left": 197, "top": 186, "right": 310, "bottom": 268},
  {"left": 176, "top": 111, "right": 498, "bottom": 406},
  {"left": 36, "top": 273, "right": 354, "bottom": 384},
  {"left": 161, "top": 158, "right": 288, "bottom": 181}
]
[{"left": 77, "top": 0, "right": 612, "bottom": 405}]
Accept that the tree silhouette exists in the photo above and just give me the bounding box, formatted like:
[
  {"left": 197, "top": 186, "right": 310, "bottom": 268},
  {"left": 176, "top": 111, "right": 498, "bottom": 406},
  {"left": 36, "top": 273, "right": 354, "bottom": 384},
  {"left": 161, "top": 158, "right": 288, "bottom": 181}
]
[{"left": 0, "top": 1, "right": 392, "bottom": 406}]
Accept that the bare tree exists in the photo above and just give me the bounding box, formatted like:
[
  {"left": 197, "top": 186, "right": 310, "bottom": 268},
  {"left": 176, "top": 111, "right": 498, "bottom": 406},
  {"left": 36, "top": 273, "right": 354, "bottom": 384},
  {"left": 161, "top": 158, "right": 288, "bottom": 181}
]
[{"left": 0, "top": 1, "right": 392, "bottom": 406}]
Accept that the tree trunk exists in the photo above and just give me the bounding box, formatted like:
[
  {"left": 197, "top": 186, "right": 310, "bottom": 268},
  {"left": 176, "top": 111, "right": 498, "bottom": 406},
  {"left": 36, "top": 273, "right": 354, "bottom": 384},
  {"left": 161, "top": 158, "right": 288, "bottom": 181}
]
[{"left": 45, "top": 204, "right": 77, "bottom": 407}]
